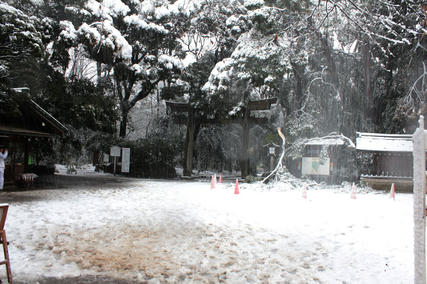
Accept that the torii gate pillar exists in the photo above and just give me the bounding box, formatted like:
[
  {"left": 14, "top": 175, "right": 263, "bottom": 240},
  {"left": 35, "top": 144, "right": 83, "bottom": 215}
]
[
  {"left": 183, "top": 109, "right": 195, "bottom": 177},
  {"left": 240, "top": 107, "right": 250, "bottom": 178},
  {"left": 239, "top": 98, "right": 277, "bottom": 178}
]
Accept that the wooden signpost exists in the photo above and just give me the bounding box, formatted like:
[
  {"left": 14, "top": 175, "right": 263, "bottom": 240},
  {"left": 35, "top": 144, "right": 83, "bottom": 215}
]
[{"left": 110, "top": 146, "right": 121, "bottom": 175}]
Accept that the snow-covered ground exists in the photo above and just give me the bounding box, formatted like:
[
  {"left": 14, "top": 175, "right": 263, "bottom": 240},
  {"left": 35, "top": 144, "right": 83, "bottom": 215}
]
[{"left": 0, "top": 175, "right": 414, "bottom": 283}]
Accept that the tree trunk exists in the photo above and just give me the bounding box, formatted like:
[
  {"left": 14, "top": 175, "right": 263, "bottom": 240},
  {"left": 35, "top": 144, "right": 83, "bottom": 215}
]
[
  {"left": 119, "top": 109, "right": 129, "bottom": 138},
  {"left": 240, "top": 107, "right": 250, "bottom": 178},
  {"left": 375, "top": 66, "right": 393, "bottom": 127},
  {"left": 291, "top": 62, "right": 305, "bottom": 110},
  {"left": 97, "top": 61, "right": 102, "bottom": 86},
  {"left": 362, "top": 41, "right": 373, "bottom": 121},
  {"left": 319, "top": 32, "right": 343, "bottom": 131}
]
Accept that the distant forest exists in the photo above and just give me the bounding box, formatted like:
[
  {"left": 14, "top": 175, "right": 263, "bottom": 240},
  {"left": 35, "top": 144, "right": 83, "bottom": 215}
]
[{"left": 1, "top": 0, "right": 426, "bottom": 175}]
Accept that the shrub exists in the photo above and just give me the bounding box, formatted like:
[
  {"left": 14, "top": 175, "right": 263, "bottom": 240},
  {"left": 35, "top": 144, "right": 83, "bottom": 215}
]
[{"left": 124, "top": 136, "right": 179, "bottom": 178}]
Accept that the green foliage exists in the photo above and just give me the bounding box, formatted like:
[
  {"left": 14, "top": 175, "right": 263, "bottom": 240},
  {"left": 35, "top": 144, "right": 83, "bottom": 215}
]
[
  {"left": 33, "top": 73, "right": 118, "bottom": 134},
  {"left": 183, "top": 53, "right": 218, "bottom": 113},
  {"left": 66, "top": 78, "right": 118, "bottom": 133},
  {"left": 53, "top": 128, "right": 84, "bottom": 165},
  {"left": 0, "top": 90, "right": 20, "bottom": 119},
  {"left": 30, "top": 137, "right": 56, "bottom": 165},
  {"left": 263, "top": 131, "right": 281, "bottom": 145},
  {"left": 123, "top": 135, "right": 180, "bottom": 178},
  {"left": 195, "top": 126, "right": 228, "bottom": 171},
  {"left": 245, "top": 175, "right": 261, "bottom": 183},
  {"left": 249, "top": 7, "right": 284, "bottom": 34},
  {"left": 0, "top": 3, "right": 44, "bottom": 90},
  {"left": 55, "top": 128, "right": 118, "bottom": 167}
]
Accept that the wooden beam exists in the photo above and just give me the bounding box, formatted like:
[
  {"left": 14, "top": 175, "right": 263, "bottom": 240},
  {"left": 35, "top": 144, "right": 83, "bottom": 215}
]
[
  {"left": 167, "top": 98, "right": 277, "bottom": 114},
  {"left": 166, "top": 101, "right": 191, "bottom": 113},
  {"left": 171, "top": 116, "right": 269, "bottom": 126},
  {"left": 0, "top": 126, "right": 52, "bottom": 137},
  {"left": 247, "top": 98, "right": 277, "bottom": 111},
  {"left": 28, "top": 99, "right": 68, "bottom": 135},
  {"left": 200, "top": 117, "right": 269, "bottom": 126}
]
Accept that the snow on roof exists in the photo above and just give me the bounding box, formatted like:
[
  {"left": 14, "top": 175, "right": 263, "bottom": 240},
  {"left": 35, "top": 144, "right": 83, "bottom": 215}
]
[
  {"left": 356, "top": 132, "right": 413, "bottom": 152},
  {"left": 306, "top": 137, "right": 345, "bottom": 146},
  {"left": 305, "top": 133, "right": 355, "bottom": 148}
]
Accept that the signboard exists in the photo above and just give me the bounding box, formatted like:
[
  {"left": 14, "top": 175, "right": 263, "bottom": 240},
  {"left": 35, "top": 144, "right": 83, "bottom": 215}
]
[
  {"left": 301, "top": 157, "right": 330, "bottom": 176},
  {"left": 110, "top": 146, "right": 121, "bottom": 157},
  {"left": 103, "top": 153, "right": 109, "bottom": 163},
  {"left": 269, "top": 147, "right": 275, "bottom": 155},
  {"left": 121, "top": 147, "right": 130, "bottom": 173}
]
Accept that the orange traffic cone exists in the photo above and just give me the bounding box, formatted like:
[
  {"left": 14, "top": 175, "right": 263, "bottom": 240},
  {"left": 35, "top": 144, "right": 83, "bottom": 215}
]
[
  {"left": 211, "top": 175, "right": 216, "bottom": 189},
  {"left": 302, "top": 186, "right": 307, "bottom": 199},
  {"left": 351, "top": 183, "right": 357, "bottom": 199},
  {"left": 234, "top": 179, "right": 239, "bottom": 195},
  {"left": 219, "top": 173, "right": 223, "bottom": 183},
  {"left": 390, "top": 183, "right": 395, "bottom": 200}
]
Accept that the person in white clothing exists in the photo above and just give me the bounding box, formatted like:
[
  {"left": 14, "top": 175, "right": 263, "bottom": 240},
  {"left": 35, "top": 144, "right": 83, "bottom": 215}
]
[{"left": 0, "top": 147, "right": 8, "bottom": 190}]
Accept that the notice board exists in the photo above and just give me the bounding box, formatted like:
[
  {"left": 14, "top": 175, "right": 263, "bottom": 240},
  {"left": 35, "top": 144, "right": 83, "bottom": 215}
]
[{"left": 121, "top": 147, "right": 130, "bottom": 173}]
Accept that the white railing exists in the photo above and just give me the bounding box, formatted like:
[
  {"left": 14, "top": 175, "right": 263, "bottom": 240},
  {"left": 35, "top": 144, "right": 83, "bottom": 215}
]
[{"left": 413, "top": 115, "right": 426, "bottom": 284}]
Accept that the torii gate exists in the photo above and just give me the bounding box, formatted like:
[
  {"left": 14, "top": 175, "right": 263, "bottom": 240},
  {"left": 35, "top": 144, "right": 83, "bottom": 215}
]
[{"left": 166, "top": 98, "right": 277, "bottom": 178}]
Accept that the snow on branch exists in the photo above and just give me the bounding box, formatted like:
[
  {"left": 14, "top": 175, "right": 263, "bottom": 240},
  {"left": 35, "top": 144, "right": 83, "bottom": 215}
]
[
  {"left": 401, "top": 62, "right": 427, "bottom": 113},
  {"left": 308, "top": 0, "right": 424, "bottom": 54},
  {"left": 86, "top": 0, "right": 130, "bottom": 20},
  {"left": 77, "top": 20, "right": 132, "bottom": 61},
  {"left": 59, "top": 21, "right": 77, "bottom": 43},
  {"left": 124, "top": 15, "right": 169, "bottom": 34},
  {"left": 158, "top": 54, "right": 184, "bottom": 70}
]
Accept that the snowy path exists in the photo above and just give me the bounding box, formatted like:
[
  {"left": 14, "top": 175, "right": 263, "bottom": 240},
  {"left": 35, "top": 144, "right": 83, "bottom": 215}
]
[{"left": 0, "top": 179, "right": 413, "bottom": 283}]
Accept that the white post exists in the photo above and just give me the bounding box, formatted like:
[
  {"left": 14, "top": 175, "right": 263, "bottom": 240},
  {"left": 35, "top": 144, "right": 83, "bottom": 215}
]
[{"left": 413, "top": 115, "right": 426, "bottom": 284}]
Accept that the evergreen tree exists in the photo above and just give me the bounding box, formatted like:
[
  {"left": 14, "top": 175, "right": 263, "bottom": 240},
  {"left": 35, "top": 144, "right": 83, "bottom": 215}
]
[
  {"left": 65, "top": 0, "right": 193, "bottom": 137},
  {"left": 0, "top": 3, "right": 44, "bottom": 90}
]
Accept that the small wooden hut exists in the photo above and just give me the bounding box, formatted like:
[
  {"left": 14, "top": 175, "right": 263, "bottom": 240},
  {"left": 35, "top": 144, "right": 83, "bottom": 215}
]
[
  {"left": 300, "top": 133, "right": 356, "bottom": 184},
  {"left": 0, "top": 88, "right": 67, "bottom": 187},
  {"left": 355, "top": 132, "right": 413, "bottom": 190}
]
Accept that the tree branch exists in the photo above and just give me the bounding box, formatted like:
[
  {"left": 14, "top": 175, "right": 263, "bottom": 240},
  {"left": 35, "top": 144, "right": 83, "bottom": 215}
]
[{"left": 262, "top": 127, "right": 286, "bottom": 183}]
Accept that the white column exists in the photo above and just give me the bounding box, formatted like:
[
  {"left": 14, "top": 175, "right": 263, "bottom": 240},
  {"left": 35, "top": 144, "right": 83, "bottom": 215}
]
[{"left": 413, "top": 115, "right": 426, "bottom": 284}]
